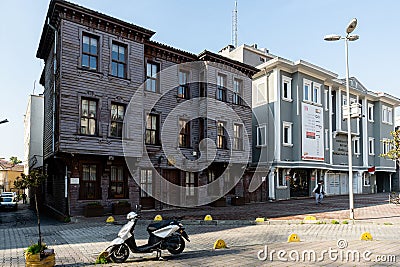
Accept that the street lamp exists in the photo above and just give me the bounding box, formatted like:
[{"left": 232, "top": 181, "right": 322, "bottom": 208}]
[
  {"left": 324, "top": 18, "right": 359, "bottom": 220},
  {"left": 0, "top": 119, "right": 8, "bottom": 124}
]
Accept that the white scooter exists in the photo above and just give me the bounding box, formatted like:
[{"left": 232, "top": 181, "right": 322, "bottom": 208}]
[{"left": 104, "top": 207, "right": 190, "bottom": 263}]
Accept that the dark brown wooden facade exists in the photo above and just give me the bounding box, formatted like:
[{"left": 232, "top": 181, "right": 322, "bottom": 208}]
[{"left": 37, "top": 0, "right": 259, "bottom": 216}]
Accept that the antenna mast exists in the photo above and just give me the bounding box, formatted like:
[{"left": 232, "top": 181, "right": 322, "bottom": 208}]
[{"left": 232, "top": 0, "right": 238, "bottom": 48}]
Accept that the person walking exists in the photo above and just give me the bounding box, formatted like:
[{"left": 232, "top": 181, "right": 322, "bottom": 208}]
[
  {"left": 313, "top": 180, "right": 325, "bottom": 205},
  {"left": 22, "top": 193, "right": 27, "bottom": 204}
]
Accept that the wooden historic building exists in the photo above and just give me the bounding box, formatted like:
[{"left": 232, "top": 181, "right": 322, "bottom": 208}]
[{"left": 36, "top": 0, "right": 257, "bottom": 216}]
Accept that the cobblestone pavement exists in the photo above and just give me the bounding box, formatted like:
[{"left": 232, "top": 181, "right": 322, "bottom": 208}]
[{"left": 1, "top": 193, "right": 399, "bottom": 266}]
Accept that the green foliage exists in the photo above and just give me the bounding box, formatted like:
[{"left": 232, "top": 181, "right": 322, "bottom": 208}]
[
  {"left": 87, "top": 202, "right": 102, "bottom": 206},
  {"left": 342, "top": 220, "right": 349, "bottom": 224},
  {"left": 331, "top": 220, "right": 339, "bottom": 224},
  {"left": 95, "top": 254, "right": 109, "bottom": 264},
  {"left": 14, "top": 170, "right": 47, "bottom": 190},
  {"left": 26, "top": 243, "right": 47, "bottom": 255},
  {"left": 384, "top": 222, "right": 393, "bottom": 225},
  {"left": 380, "top": 129, "right": 400, "bottom": 164},
  {"left": 9, "top": 156, "right": 22, "bottom": 166}
]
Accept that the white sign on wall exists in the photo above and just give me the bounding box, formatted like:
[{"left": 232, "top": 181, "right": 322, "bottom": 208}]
[
  {"left": 70, "top": 178, "right": 80, "bottom": 185},
  {"left": 301, "top": 103, "right": 324, "bottom": 161}
]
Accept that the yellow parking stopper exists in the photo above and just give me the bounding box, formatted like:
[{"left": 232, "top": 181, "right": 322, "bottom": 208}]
[
  {"left": 204, "top": 214, "right": 213, "bottom": 221},
  {"left": 154, "top": 215, "right": 163, "bottom": 221},
  {"left": 360, "top": 232, "right": 373, "bottom": 241},
  {"left": 288, "top": 233, "right": 300, "bottom": 242},
  {"left": 213, "top": 239, "right": 227, "bottom": 249},
  {"left": 255, "top": 217, "right": 265, "bottom": 223},
  {"left": 106, "top": 216, "right": 114, "bottom": 223},
  {"left": 304, "top": 216, "right": 316, "bottom": 221}
]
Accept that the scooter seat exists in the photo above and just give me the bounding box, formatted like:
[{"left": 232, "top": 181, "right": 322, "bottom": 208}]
[{"left": 147, "top": 220, "right": 175, "bottom": 232}]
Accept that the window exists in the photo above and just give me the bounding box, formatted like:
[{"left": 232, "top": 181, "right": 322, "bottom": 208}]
[
  {"left": 353, "top": 137, "right": 360, "bottom": 155},
  {"left": 140, "top": 169, "right": 152, "bottom": 197},
  {"left": 382, "top": 138, "right": 391, "bottom": 154},
  {"left": 80, "top": 164, "right": 99, "bottom": 199},
  {"left": 312, "top": 83, "right": 321, "bottom": 104},
  {"left": 233, "top": 79, "right": 243, "bottom": 105},
  {"left": 217, "top": 74, "right": 227, "bottom": 101},
  {"left": 200, "top": 71, "right": 206, "bottom": 97},
  {"left": 145, "top": 114, "right": 159, "bottom": 145},
  {"left": 178, "top": 70, "right": 189, "bottom": 99},
  {"left": 109, "top": 166, "right": 125, "bottom": 199},
  {"left": 111, "top": 42, "right": 127, "bottom": 78},
  {"left": 257, "top": 125, "right": 267, "bottom": 146},
  {"left": 382, "top": 105, "right": 393, "bottom": 124},
  {"left": 324, "top": 89, "right": 329, "bottom": 111},
  {"left": 325, "top": 129, "right": 329, "bottom": 150},
  {"left": 233, "top": 124, "right": 243, "bottom": 150},
  {"left": 257, "top": 83, "right": 266, "bottom": 103},
  {"left": 217, "top": 121, "right": 227, "bottom": 149},
  {"left": 278, "top": 169, "right": 288, "bottom": 187},
  {"left": 80, "top": 98, "right": 97, "bottom": 135},
  {"left": 82, "top": 34, "right": 98, "bottom": 70},
  {"left": 303, "top": 79, "right": 311, "bottom": 101},
  {"left": 282, "top": 76, "right": 292, "bottom": 101},
  {"left": 364, "top": 173, "right": 371, "bottom": 186},
  {"left": 185, "top": 172, "right": 195, "bottom": 196},
  {"left": 146, "top": 62, "right": 159, "bottom": 92},
  {"left": 367, "top": 103, "right": 374, "bottom": 122},
  {"left": 110, "top": 103, "right": 125, "bottom": 137},
  {"left": 179, "top": 119, "right": 190, "bottom": 148},
  {"left": 368, "top": 137, "right": 375, "bottom": 155},
  {"left": 282, "top": 121, "right": 293, "bottom": 146}
]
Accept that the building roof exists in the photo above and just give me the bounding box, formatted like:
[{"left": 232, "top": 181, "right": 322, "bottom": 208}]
[
  {"left": 198, "top": 50, "right": 259, "bottom": 78},
  {"left": 37, "top": 0, "right": 155, "bottom": 60},
  {"left": 0, "top": 160, "right": 24, "bottom": 172}
]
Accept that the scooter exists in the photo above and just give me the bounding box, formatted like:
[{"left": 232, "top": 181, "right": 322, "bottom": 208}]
[{"left": 104, "top": 207, "right": 190, "bottom": 263}]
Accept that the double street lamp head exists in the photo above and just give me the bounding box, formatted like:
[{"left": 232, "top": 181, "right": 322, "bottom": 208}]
[{"left": 324, "top": 18, "right": 359, "bottom": 42}]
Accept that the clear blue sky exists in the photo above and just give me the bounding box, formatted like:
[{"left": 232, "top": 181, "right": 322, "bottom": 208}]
[{"left": 1, "top": 0, "right": 399, "bottom": 161}]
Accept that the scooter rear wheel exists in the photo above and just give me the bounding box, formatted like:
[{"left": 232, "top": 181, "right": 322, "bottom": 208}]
[
  {"left": 109, "top": 244, "right": 129, "bottom": 263},
  {"left": 167, "top": 236, "right": 185, "bottom": 255}
]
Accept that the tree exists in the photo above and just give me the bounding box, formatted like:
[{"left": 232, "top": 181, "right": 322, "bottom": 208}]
[
  {"left": 14, "top": 170, "right": 47, "bottom": 246},
  {"left": 9, "top": 156, "right": 22, "bottom": 166},
  {"left": 380, "top": 128, "right": 400, "bottom": 166}
]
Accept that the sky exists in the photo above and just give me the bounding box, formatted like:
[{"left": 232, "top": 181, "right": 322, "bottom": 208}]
[{"left": 1, "top": 0, "right": 399, "bottom": 162}]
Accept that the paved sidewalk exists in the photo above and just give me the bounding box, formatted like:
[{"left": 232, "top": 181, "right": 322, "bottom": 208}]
[{"left": 1, "top": 193, "right": 400, "bottom": 266}]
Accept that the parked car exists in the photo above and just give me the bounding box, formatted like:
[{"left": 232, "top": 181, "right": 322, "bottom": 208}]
[
  {"left": 0, "top": 196, "right": 18, "bottom": 211},
  {"left": 1, "top": 192, "right": 17, "bottom": 198}
]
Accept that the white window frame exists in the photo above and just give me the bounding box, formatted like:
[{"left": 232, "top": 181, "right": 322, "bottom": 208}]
[
  {"left": 382, "top": 105, "right": 393, "bottom": 124},
  {"left": 382, "top": 138, "right": 391, "bottom": 154},
  {"left": 353, "top": 137, "right": 360, "bottom": 155},
  {"left": 303, "top": 79, "right": 312, "bottom": 102},
  {"left": 282, "top": 76, "right": 292, "bottom": 102},
  {"left": 257, "top": 82, "right": 266, "bottom": 104},
  {"left": 282, "top": 121, "right": 293, "bottom": 146},
  {"left": 324, "top": 89, "right": 329, "bottom": 111},
  {"left": 367, "top": 103, "right": 374, "bottom": 122},
  {"left": 278, "top": 169, "right": 288, "bottom": 187},
  {"left": 312, "top": 82, "right": 321, "bottom": 104},
  {"left": 363, "top": 173, "right": 371, "bottom": 187},
  {"left": 324, "top": 129, "right": 329, "bottom": 150},
  {"left": 368, "top": 137, "right": 375, "bottom": 155},
  {"left": 257, "top": 124, "right": 267, "bottom": 147}
]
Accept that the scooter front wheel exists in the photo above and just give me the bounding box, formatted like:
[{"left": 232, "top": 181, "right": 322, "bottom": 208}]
[{"left": 109, "top": 244, "right": 129, "bottom": 263}]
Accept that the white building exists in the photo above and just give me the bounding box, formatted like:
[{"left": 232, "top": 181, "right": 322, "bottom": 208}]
[{"left": 24, "top": 94, "right": 44, "bottom": 174}]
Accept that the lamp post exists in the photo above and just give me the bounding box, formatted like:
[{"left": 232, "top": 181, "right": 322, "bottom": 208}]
[
  {"left": 324, "top": 18, "right": 359, "bottom": 220},
  {"left": 0, "top": 119, "right": 8, "bottom": 124}
]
